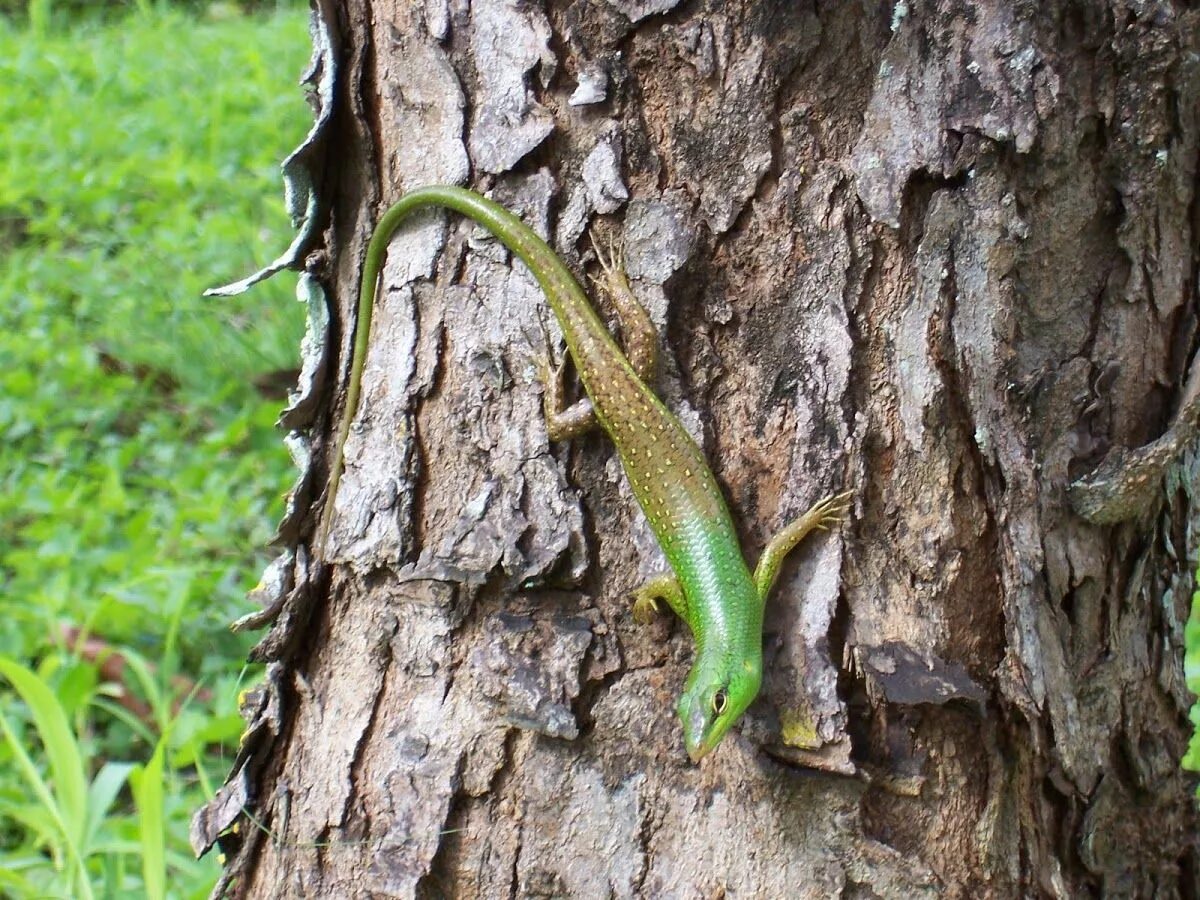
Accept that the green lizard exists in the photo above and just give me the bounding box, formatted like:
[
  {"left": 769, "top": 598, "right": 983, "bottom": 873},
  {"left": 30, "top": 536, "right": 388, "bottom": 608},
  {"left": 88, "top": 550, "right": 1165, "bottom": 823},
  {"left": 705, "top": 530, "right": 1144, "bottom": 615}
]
[{"left": 319, "top": 185, "right": 849, "bottom": 761}]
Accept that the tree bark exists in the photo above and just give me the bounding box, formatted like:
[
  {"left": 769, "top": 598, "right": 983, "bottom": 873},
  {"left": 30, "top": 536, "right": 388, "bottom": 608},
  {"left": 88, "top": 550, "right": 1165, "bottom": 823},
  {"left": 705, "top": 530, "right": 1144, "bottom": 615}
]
[{"left": 206, "top": 0, "right": 1200, "bottom": 896}]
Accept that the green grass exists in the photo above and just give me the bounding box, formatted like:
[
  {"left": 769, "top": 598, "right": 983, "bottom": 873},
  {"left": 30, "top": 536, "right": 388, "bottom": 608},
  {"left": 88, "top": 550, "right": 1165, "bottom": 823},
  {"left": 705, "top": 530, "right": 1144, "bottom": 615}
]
[
  {"left": 1183, "top": 583, "right": 1200, "bottom": 784},
  {"left": 0, "top": 3, "right": 310, "bottom": 896}
]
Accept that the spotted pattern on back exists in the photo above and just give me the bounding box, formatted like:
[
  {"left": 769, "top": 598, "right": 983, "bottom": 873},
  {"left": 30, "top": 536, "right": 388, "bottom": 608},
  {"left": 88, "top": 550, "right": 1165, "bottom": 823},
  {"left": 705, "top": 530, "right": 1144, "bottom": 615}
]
[{"left": 391, "top": 188, "right": 762, "bottom": 656}]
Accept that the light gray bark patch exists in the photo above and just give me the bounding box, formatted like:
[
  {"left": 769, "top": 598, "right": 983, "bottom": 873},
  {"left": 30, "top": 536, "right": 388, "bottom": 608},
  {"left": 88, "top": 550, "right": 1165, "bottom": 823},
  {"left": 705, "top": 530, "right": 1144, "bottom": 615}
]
[
  {"left": 555, "top": 126, "right": 628, "bottom": 250},
  {"left": 363, "top": 172, "right": 587, "bottom": 589},
  {"left": 587, "top": 666, "right": 679, "bottom": 761},
  {"left": 424, "top": 0, "right": 450, "bottom": 41},
  {"left": 621, "top": 194, "right": 695, "bottom": 287},
  {"left": 468, "top": 0, "right": 557, "bottom": 174},
  {"left": 605, "top": 0, "right": 680, "bottom": 23},
  {"left": 349, "top": 594, "right": 475, "bottom": 897},
  {"left": 635, "top": 762, "right": 924, "bottom": 897},
  {"left": 676, "top": 17, "right": 716, "bottom": 78},
  {"left": 554, "top": 187, "right": 590, "bottom": 254},
  {"left": 948, "top": 5, "right": 1041, "bottom": 152},
  {"left": 324, "top": 201, "right": 447, "bottom": 565},
  {"left": 851, "top": 6, "right": 1042, "bottom": 227},
  {"left": 471, "top": 609, "right": 599, "bottom": 739},
  {"left": 511, "top": 756, "right": 646, "bottom": 896},
  {"left": 488, "top": 169, "right": 557, "bottom": 239},
  {"left": 850, "top": 53, "right": 945, "bottom": 227},
  {"left": 495, "top": 710, "right": 937, "bottom": 897},
  {"left": 377, "top": 14, "right": 469, "bottom": 188},
  {"left": 895, "top": 223, "right": 950, "bottom": 452},
  {"left": 331, "top": 587, "right": 599, "bottom": 897},
  {"left": 569, "top": 62, "right": 609, "bottom": 106},
  {"left": 328, "top": 274, "right": 423, "bottom": 567},
  {"left": 582, "top": 131, "right": 629, "bottom": 214}
]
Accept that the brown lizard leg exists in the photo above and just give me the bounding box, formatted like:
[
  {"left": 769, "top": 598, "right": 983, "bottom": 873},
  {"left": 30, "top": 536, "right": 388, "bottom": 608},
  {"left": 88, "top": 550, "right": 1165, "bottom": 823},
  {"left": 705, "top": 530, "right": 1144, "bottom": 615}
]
[{"left": 541, "top": 234, "right": 660, "bottom": 441}]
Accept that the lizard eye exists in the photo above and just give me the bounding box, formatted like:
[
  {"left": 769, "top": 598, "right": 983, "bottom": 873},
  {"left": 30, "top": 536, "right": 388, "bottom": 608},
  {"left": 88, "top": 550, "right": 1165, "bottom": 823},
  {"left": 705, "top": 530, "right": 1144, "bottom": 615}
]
[{"left": 711, "top": 689, "right": 728, "bottom": 716}]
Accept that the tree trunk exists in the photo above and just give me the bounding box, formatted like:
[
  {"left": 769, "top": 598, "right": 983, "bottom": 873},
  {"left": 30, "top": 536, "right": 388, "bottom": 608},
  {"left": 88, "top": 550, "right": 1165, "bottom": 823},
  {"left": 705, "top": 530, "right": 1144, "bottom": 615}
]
[{"left": 199, "top": 1, "right": 1200, "bottom": 896}]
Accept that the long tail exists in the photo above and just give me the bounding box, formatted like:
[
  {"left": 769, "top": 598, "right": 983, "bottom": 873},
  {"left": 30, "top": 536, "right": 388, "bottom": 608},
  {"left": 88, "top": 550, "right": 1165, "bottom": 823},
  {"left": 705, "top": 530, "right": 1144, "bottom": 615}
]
[{"left": 315, "top": 186, "right": 602, "bottom": 556}]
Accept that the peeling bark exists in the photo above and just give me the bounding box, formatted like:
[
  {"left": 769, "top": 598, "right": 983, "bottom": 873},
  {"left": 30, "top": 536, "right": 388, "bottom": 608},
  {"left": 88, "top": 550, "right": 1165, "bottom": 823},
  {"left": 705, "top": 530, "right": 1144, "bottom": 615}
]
[{"left": 207, "top": 1, "right": 1200, "bottom": 896}]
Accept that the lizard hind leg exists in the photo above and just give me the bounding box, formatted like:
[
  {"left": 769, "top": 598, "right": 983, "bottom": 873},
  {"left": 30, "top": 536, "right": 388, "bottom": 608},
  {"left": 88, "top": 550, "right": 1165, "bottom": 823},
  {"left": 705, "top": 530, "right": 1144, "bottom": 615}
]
[
  {"left": 589, "top": 233, "right": 658, "bottom": 385},
  {"left": 540, "top": 356, "right": 596, "bottom": 442},
  {"left": 753, "top": 490, "right": 852, "bottom": 601},
  {"left": 539, "top": 233, "right": 661, "bottom": 442}
]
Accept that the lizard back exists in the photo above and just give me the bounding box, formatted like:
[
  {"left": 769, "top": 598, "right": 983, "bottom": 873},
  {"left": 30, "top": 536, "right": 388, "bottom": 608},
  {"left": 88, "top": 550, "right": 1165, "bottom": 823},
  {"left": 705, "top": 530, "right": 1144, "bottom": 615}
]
[{"left": 333, "top": 187, "right": 759, "bottom": 650}]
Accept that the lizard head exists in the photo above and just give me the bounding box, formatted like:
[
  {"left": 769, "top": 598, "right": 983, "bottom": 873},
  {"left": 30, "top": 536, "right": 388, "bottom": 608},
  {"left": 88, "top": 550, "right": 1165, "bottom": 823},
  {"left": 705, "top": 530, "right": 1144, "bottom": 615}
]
[{"left": 677, "top": 653, "right": 761, "bottom": 762}]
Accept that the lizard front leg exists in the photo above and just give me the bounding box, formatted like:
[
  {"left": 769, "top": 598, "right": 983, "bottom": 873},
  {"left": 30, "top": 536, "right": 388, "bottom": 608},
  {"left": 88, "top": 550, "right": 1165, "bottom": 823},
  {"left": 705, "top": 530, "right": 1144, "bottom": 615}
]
[
  {"left": 753, "top": 491, "right": 852, "bottom": 601},
  {"left": 631, "top": 571, "right": 686, "bottom": 625}
]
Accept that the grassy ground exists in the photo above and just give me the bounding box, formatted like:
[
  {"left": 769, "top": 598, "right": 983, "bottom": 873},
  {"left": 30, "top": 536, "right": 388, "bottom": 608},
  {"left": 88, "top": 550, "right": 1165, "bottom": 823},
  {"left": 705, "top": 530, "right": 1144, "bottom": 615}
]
[{"left": 0, "top": 4, "right": 309, "bottom": 897}]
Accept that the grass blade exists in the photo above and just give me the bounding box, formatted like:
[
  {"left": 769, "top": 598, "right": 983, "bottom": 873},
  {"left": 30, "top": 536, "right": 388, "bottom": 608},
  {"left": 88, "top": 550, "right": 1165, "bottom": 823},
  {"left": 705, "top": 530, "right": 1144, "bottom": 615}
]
[
  {"left": 86, "top": 760, "right": 135, "bottom": 848},
  {"left": 131, "top": 735, "right": 168, "bottom": 900},
  {"left": 0, "top": 660, "right": 94, "bottom": 900}
]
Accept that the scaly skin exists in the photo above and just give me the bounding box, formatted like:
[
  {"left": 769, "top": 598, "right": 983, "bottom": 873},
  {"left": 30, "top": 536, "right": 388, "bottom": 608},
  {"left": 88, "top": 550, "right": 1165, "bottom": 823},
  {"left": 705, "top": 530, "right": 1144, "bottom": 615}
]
[{"left": 319, "top": 185, "right": 849, "bottom": 761}]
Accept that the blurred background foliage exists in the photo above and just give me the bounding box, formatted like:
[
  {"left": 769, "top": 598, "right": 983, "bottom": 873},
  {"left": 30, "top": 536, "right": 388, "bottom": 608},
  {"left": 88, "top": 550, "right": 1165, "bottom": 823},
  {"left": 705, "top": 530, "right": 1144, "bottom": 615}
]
[{"left": 0, "top": 1, "right": 308, "bottom": 896}]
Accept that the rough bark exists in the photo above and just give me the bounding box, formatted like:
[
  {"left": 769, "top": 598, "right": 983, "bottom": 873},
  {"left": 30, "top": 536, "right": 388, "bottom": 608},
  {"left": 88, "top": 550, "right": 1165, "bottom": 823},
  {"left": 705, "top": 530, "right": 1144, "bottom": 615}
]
[{"left": 204, "top": 1, "right": 1200, "bottom": 896}]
